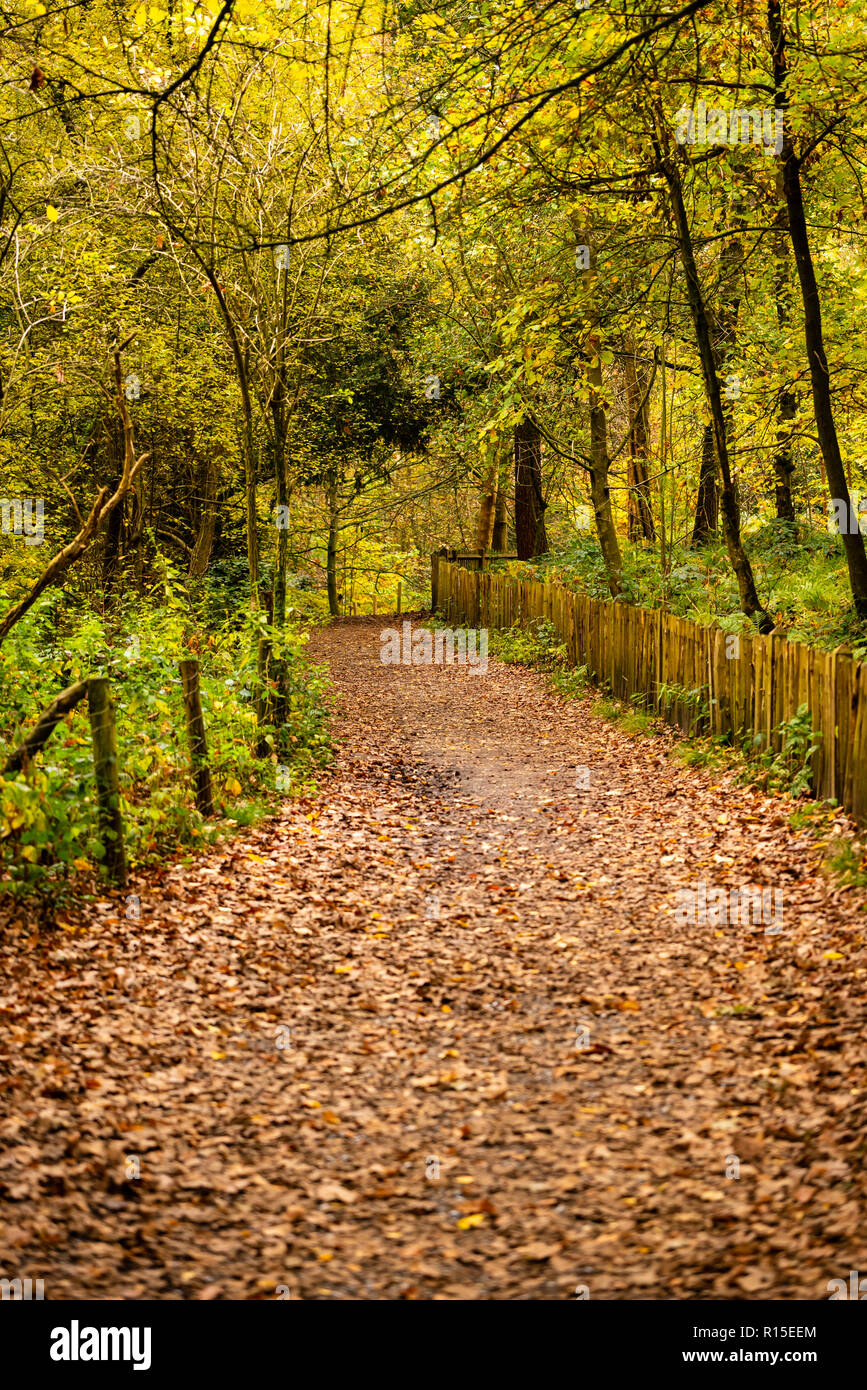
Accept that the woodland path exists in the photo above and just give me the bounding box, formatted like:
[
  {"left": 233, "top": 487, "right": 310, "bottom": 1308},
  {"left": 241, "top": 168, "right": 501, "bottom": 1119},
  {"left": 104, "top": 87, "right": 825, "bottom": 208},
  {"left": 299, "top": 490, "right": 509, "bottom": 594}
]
[{"left": 2, "top": 616, "right": 867, "bottom": 1299}]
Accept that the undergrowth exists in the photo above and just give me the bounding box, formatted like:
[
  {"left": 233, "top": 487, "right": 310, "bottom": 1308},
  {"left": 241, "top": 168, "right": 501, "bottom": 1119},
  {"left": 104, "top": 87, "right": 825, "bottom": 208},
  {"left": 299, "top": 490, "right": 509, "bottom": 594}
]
[{"left": 0, "top": 563, "right": 333, "bottom": 904}]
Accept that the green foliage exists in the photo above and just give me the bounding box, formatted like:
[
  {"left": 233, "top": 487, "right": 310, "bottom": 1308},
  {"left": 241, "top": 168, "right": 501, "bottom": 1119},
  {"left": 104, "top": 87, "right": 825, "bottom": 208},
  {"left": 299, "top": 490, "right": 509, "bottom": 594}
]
[
  {"left": 510, "top": 523, "right": 867, "bottom": 652},
  {"left": 824, "top": 836, "right": 867, "bottom": 890},
  {"left": 0, "top": 592, "right": 332, "bottom": 901},
  {"left": 743, "top": 703, "right": 822, "bottom": 799},
  {"left": 487, "top": 617, "right": 588, "bottom": 698},
  {"left": 489, "top": 617, "right": 562, "bottom": 668},
  {"left": 657, "top": 681, "right": 711, "bottom": 734}
]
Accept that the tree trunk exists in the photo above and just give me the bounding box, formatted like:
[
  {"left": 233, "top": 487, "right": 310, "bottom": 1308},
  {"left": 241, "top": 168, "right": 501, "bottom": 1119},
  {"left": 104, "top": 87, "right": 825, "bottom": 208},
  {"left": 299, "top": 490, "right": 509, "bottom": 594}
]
[
  {"left": 87, "top": 677, "right": 127, "bottom": 889},
  {"left": 769, "top": 0, "right": 867, "bottom": 609},
  {"left": 691, "top": 425, "right": 719, "bottom": 545},
  {"left": 272, "top": 377, "right": 290, "bottom": 628},
  {"left": 773, "top": 384, "right": 797, "bottom": 523},
  {"left": 492, "top": 453, "right": 509, "bottom": 552},
  {"left": 188, "top": 451, "right": 220, "bottom": 578},
  {"left": 326, "top": 482, "right": 340, "bottom": 617},
  {"left": 179, "top": 659, "right": 215, "bottom": 816},
  {"left": 514, "top": 418, "right": 548, "bottom": 559},
  {"left": 771, "top": 168, "right": 797, "bottom": 525},
  {"left": 588, "top": 352, "right": 624, "bottom": 596},
  {"left": 690, "top": 191, "right": 742, "bottom": 546},
  {"left": 205, "top": 272, "right": 260, "bottom": 608},
  {"left": 623, "top": 349, "right": 655, "bottom": 542},
  {"left": 656, "top": 133, "right": 773, "bottom": 632},
  {"left": 475, "top": 451, "right": 498, "bottom": 552}
]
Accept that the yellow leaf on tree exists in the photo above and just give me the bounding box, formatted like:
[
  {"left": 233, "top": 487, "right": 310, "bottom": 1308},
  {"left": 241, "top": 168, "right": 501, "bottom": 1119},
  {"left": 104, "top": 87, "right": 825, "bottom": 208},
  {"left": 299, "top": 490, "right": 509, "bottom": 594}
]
[{"left": 46, "top": 205, "right": 59, "bottom": 221}]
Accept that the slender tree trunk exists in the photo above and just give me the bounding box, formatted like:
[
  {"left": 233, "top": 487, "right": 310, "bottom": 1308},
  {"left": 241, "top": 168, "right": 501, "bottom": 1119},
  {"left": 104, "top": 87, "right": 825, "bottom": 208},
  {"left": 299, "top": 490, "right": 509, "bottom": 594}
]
[
  {"left": 475, "top": 451, "right": 498, "bottom": 552},
  {"left": 514, "top": 417, "right": 548, "bottom": 559},
  {"left": 188, "top": 452, "right": 220, "bottom": 578},
  {"left": 691, "top": 425, "right": 719, "bottom": 544},
  {"left": 623, "top": 349, "right": 655, "bottom": 542},
  {"left": 588, "top": 352, "right": 624, "bottom": 596},
  {"left": 272, "top": 406, "right": 290, "bottom": 628},
  {"left": 769, "top": 0, "right": 867, "bottom": 609},
  {"left": 492, "top": 453, "right": 509, "bottom": 552},
  {"left": 771, "top": 168, "right": 797, "bottom": 525},
  {"left": 326, "top": 482, "right": 340, "bottom": 617},
  {"left": 205, "top": 272, "right": 260, "bottom": 608},
  {"left": 102, "top": 419, "right": 126, "bottom": 604},
  {"left": 690, "top": 194, "right": 742, "bottom": 545},
  {"left": 773, "top": 384, "right": 798, "bottom": 523},
  {"left": 656, "top": 133, "right": 773, "bottom": 632}
]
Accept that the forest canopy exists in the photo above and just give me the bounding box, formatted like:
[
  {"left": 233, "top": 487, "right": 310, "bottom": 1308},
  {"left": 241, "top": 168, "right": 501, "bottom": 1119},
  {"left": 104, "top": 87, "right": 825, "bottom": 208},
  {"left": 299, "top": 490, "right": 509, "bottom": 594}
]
[{"left": 3, "top": 0, "right": 867, "bottom": 891}]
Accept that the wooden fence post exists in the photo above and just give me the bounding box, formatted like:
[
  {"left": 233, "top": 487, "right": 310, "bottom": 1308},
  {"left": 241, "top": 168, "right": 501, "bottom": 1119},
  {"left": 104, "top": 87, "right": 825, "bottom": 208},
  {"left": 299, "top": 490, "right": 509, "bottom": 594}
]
[
  {"left": 178, "top": 659, "right": 216, "bottom": 817},
  {"left": 255, "top": 590, "right": 275, "bottom": 757},
  {"left": 87, "top": 677, "right": 128, "bottom": 889}
]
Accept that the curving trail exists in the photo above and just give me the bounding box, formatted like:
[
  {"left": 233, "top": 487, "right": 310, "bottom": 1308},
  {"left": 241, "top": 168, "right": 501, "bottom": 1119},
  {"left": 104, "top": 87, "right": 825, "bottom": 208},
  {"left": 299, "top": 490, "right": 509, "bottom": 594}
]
[{"left": 1, "top": 615, "right": 865, "bottom": 1299}]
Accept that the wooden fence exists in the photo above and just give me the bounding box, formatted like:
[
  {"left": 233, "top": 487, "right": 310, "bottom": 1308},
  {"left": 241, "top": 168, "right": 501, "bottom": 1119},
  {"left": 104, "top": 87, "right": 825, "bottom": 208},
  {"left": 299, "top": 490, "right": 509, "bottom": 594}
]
[
  {"left": 430, "top": 548, "right": 518, "bottom": 611},
  {"left": 432, "top": 554, "right": 867, "bottom": 824}
]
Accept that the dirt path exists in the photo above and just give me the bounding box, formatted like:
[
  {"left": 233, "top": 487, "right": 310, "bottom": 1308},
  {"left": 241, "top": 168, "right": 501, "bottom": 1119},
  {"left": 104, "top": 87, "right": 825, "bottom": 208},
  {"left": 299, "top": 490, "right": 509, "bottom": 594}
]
[{"left": 2, "top": 616, "right": 866, "bottom": 1300}]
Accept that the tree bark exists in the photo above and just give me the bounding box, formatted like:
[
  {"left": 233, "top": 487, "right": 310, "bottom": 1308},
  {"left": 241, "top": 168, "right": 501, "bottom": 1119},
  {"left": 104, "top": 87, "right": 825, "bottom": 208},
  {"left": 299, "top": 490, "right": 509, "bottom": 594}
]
[
  {"left": 326, "top": 481, "right": 340, "bottom": 617},
  {"left": 492, "top": 452, "right": 509, "bottom": 552},
  {"left": 475, "top": 451, "right": 498, "bottom": 552},
  {"left": 205, "top": 272, "right": 260, "bottom": 608},
  {"left": 769, "top": 0, "right": 867, "bottom": 607},
  {"left": 588, "top": 352, "right": 624, "bottom": 596},
  {"left": 691, "top": 425, "right": 719, "bottom": 545},
  {"left": 514, "top": 417, "right": 548, "bottom": 559},
  {"left": 87, "top": 677, "right": 127, "bottom": 889},
  {"left": 188, "top": 451, "right": 221, "bottom": 578},
  {"left": 623, "top": 349, "right": 656, "bottom": 542},
  {"left": 179, "top": 659, "right": 215, "bottom": 816}
]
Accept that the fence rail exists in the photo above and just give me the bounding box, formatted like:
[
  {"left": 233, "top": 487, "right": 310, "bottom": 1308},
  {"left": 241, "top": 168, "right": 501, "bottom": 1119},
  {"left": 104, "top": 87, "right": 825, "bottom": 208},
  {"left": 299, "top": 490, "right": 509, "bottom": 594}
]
[{"left": 432, "top": 554, "right": 867, "bottom": 825}]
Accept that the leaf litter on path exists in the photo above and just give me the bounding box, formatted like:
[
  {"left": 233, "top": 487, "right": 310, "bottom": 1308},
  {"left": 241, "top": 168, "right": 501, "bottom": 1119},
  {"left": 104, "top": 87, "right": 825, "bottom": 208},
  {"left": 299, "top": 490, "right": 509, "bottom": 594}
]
[{"left": 1, "top": 614, "right": 866, "bottom": 1299}]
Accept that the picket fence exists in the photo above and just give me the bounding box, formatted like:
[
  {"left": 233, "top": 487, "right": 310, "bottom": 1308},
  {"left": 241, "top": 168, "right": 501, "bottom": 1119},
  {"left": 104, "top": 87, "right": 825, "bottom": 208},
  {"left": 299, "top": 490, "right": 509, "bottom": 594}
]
[{"left": 431, "top": 554, "right": 867, "bottom": 824}]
